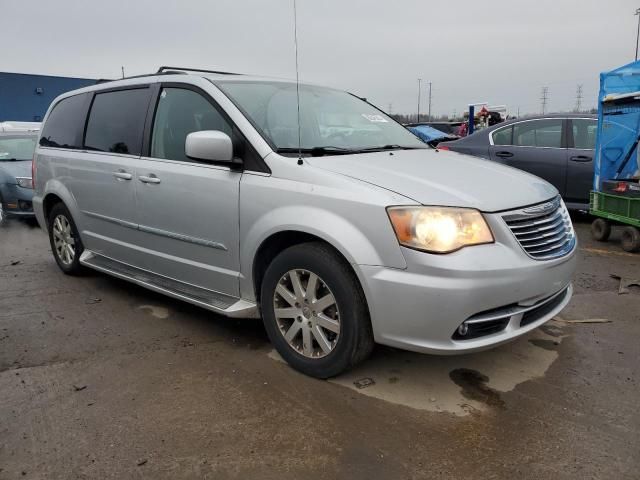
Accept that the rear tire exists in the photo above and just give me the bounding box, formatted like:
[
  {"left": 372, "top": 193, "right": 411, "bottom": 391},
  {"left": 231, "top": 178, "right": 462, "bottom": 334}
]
[
  {"left": 47, "top": 203, "right": 86, "bottom": 275},
  {"left": 260, "top": 242, "right": 374, "bottom": 378},
  {"left": 621, "top": 226, "right": 640, "bottom": 253},
  {"left": 590, "top": 218, "right": 611, "bottom": 242}
]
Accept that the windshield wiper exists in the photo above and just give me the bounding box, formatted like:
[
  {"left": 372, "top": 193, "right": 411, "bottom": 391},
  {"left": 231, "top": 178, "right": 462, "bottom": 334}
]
[
  {"left": 355, "top": 144, "right": 425, "bottom": 152},
  {"left": 276, "top": 146, "right": 356, "bottom": 157},
  {"left": 276, "top": 144, "right": 425, "bottom": 157},
  {"left": 0, "top": 158, "right": 20, "bottom": 162}
]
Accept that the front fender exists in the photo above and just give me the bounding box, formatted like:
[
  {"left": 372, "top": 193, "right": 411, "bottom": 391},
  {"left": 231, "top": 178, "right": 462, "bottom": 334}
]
[{"left": 239, "top": 205, "right": 406, "bottom": 301}]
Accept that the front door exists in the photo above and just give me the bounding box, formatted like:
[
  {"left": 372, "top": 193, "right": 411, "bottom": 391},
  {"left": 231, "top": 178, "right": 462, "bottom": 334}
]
[
  {"left": 566, "top": 118, "right": 597, "bottom": 206},
  {"left": 489, "top": 118, "right": 567, "bottom": 197},
  {"left": 70, "top": 87, "right": 151, "bottom": 265},
  {"left": 134, "top": 85, "right": 242, "bottom": 297}
]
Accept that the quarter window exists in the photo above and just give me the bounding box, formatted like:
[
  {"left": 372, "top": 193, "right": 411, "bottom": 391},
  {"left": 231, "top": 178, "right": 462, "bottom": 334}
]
[
  {"left": 84, "top": 89, "right": 149, "bottom": 155},
  {"left": 492, "top": 126, "right": 512, "bottom": 145},
  {"left": 39, "top": 93, "right": 88, "bottom": 149},
  {"left": 151, "top": 88, "right": 232, "bottom": 162},
  {"left": 513, "top": 119, "right": 563, "bottom": 148},
  {"left": 572, "top": 119, "right": 597, "bottom": 149}
]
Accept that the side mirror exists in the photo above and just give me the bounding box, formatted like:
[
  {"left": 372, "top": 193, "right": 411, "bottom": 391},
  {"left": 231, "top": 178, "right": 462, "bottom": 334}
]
[{"left": 185, "top": 130, "right": 234, "bottom": 163}]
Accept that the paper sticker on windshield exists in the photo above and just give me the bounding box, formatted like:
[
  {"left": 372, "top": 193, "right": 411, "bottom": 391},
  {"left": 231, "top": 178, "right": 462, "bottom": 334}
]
[{"left": 361, "top": 114, "right": 388, "bottom": 123}]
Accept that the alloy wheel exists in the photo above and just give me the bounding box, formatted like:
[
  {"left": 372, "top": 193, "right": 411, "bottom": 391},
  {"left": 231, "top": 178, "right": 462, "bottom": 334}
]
[
  {"left": 52, "top": 214, "right": 76, "bottom": 266},
  {"left": 273, "top": 269, "right": 341, "bottom": 358}
]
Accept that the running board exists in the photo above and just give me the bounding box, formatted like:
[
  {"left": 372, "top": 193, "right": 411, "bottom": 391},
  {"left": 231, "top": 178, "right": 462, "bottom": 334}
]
[{"left": 80, "top": 251, "right": 258, "bottom": 318}]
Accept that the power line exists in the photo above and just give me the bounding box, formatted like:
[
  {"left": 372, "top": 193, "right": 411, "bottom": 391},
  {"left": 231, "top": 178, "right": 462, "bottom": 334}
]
[
  {"left": 574, "top": 84, "right": 583, "bottom": 112},
  {"left": 540, "top": 86, "right": 549, "bottom": 114}
]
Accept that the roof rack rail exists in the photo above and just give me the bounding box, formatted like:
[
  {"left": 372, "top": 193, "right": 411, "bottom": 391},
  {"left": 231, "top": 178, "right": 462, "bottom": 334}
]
[
  {"left": 156, "top": 66, "right": 242, "bottom": 76},
  {"left": 95, "top": 70, "right": 188, "bottom": 84}
]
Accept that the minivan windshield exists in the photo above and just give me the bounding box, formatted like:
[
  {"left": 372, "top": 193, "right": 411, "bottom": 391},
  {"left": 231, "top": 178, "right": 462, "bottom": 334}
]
[
  {"left": 216, "top": 81, "right": 426, "bottom": 155},
  {"left": 0, "top": 135, "right": 37, "bottom": 161}
]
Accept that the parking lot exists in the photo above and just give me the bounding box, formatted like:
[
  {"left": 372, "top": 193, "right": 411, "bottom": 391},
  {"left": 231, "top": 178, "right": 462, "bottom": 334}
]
[{"left": 0, "top": 216, "right": 637, "bottom": 479}]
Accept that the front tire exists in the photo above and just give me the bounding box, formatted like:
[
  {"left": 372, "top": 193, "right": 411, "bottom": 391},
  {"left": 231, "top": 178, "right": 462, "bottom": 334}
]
[
  {"left": 261, "top": 242, "right": 374, "bottom": 378},
  {"left": 47, "top": 203, "right": 85, "bottom": 275}
]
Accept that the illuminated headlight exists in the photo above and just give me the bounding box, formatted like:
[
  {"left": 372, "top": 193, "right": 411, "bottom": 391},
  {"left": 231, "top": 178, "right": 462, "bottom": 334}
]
[
  {"left": 387, "top": 206, "right": 494, "bottom": 253},
  {"left": 15, "top": 177, "right": 33, "bottom": 189}
]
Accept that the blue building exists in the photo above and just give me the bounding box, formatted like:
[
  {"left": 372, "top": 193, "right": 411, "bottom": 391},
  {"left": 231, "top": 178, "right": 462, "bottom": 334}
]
[{"left": 0, "top": 72, "right": 100, "bottom": 122}]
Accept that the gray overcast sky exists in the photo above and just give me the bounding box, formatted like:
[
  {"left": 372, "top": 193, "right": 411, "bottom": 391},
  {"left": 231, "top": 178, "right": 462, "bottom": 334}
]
[{"left": 3, "top": 0, "right": 637, "bottom": 116}]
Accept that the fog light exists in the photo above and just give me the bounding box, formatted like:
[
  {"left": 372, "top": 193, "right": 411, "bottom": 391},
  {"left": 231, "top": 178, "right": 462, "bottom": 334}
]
[{"left": 457, "top": 323, "right": 469, "bottom": 336}]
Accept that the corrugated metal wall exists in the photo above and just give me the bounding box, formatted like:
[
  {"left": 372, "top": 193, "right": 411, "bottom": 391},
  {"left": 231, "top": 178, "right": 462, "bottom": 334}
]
[{"left": 0, "top": 72, "right": 99, "bottom": 122}]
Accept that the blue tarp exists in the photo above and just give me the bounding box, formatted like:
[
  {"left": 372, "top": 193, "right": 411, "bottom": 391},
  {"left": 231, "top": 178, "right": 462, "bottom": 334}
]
[
  {"left": 407, "top": 125, "right": 450, "bottom": 143},
  {"left": 594, "top": 60, "right": 640, "bottom": 190}
]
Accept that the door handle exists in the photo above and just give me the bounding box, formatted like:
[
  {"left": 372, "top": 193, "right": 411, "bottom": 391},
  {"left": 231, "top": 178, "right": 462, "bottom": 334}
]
[
  {"left": 570, "top": 155, "right": 592, "bottom": 162},
  {"left": 139, "top": 174, "right": 161, "bottom": 184},
  {"left": 495, "top": 151, "right": 514, "bottom": 158},
  {"left": 113, "top": 169, "right": 132, "bottom": 181}
]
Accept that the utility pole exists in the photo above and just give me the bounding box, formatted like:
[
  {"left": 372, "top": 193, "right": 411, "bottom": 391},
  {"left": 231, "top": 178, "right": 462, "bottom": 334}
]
[
  {"left": 517, "top": 106, "right": 520, "bottom": 118},
  {"left": 574, "top": 84, "right": 584, "bottom": 112},
  {"left": 388, "top": 103, "right": 393, "bottom": 115},
  {"left": 636, "top": 8, "right": 640, "bottom": 61},
  {"left": 427, "top": 81, "right": 432, "bottom": 122},
  {"left": 417, "top": 78, "right": 422, "bottom": 123},
  {"left": 121, "top": 66, "right": 125, "bottom": 79},
  {"left": 540, "top": 87, "right": 549, "bottom": 114}
]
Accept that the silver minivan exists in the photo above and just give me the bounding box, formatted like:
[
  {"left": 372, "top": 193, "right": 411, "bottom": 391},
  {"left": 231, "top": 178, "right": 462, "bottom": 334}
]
[{"left": 32, "top": 67, "right": 577, "bottom": 378}]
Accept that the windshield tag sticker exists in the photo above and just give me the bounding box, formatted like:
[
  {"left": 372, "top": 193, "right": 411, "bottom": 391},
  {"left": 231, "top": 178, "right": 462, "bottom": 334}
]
[{"left": 361, "top": 114, "right": 388, "bottom": 123}]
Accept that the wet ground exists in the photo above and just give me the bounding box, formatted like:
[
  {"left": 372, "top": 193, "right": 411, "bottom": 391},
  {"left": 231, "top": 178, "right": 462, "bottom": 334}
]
[{"left": 0, "top": 215, "right": 639, "bottom": 479}]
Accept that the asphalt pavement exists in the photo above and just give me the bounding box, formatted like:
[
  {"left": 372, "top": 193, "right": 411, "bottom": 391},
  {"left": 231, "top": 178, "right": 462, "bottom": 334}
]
[{"left": 0, "top": 215, "right": 638, "bottom": 479}]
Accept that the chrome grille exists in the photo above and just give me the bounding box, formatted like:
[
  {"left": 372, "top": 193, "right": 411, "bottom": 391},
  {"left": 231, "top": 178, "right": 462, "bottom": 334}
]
[{"left": 502, "top": 197, "right": 575, "bottom": 260}]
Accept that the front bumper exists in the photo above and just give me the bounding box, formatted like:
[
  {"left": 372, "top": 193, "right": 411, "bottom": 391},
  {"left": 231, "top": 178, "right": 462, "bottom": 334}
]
[
  {"left": 0, "top": 184, "right": 35, "bottom": 218},
  {"left": 357, "top": 213, "right": 577, "bottom": 355}
]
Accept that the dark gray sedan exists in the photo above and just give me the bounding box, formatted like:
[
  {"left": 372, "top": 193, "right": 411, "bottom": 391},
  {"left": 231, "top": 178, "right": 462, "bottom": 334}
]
[{"left": 442, "top": 114, "right": 596, "bottom": 210}]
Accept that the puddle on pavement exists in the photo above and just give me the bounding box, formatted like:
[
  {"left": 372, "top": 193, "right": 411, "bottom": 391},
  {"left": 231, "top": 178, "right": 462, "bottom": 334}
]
[
  {"left": 137, "top": 305, "right": 171, "bottom": 319},
  {"left": 449, "top": 368, "right": 505, "bottom": 410},
  {"left": 268, "top": 320, "right": 566, "bottom": 416},
  {"left": 528, "top": 338, "right": 559, "bottom": 351}
]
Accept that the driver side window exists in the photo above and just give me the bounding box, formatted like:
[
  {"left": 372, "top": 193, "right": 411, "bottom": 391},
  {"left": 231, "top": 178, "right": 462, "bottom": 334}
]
[{"left": 151, "top": 87, "right": 233, "bottom": 162}]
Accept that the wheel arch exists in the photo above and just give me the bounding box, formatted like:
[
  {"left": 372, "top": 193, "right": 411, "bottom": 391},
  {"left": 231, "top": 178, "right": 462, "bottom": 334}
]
[
  {"left": 240, "top": 205, "right": 405, "bottom": 305},
  {"left": 43, "top": 192, "right": 64, "bottom": 222},
  {"left": 40, "top": 180, "right": 81, "bottom": 231},
  {"left": 251, "top": 230, "right": 362, "bottom": 305}
]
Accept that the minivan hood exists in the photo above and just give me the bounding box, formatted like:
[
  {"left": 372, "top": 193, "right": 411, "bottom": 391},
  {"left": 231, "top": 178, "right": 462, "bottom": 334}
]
[
  {"left": 0, "top": 160, "right": 31, "bottom": 180},
  {"left": 306, "top": 149, "right": 557, "bottom": 212}
]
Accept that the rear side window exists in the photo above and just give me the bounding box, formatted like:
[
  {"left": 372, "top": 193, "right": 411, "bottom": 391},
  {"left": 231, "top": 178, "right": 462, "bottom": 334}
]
[
  {"left": 492, "top": 126, "right": 512, "bottom": 145},
  {"left": 513, "top": 119, "right": 563, "bottom": 148},
  {"left": 572, "top": 119, "right": 597, "bottom": 149},
  {"left": 39, "top": 94, "right": 88, "bottom": 149},
  {"left": 84, "top": 89, "right": 150, "bottom": 155}
]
